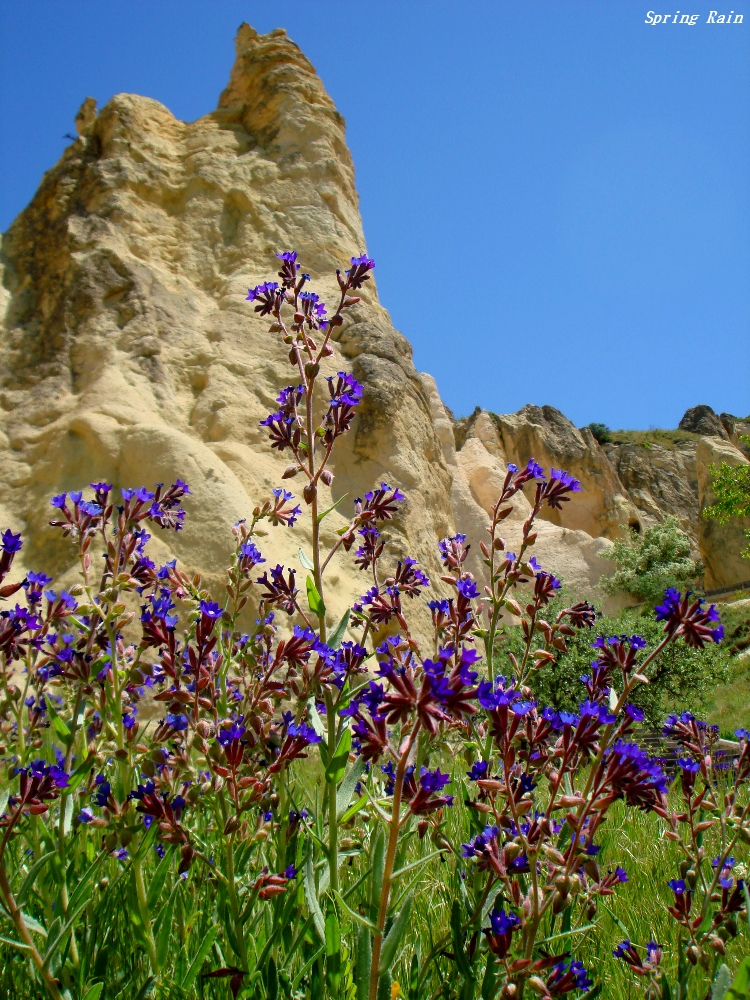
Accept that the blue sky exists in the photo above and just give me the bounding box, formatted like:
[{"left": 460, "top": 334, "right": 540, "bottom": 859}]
[{"left": 1, "top": 2, "right": 748, "bottom": 429}]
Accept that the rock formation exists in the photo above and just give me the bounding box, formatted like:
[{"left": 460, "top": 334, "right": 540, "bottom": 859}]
[{"left": 1, "top": 23, "right": 748, "bottom": 633}]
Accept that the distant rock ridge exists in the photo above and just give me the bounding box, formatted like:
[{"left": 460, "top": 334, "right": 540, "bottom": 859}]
[{"left": 0, "top": 22, "right": 747, "bottom": 639}]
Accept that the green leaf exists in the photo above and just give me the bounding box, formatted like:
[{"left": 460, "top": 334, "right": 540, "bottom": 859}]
[
  {"left": 299, "top": 548, "right": 315, "bottom": 571},
  {"left": 83, "top": 985, "right": 104, "bottom": 1000},
  {"left": 329, "top": 609, "right": 351, "bottom": 650},
  {"left": 132, "top": 975, "right": 157, "bottom": 1000},
  {"left": 726, "top": 957, "right": 750, "bottom": 999},
  {"left": 147, "top": 847, "right": 174, "bottom": 910},
  {"left": 537, "top": 923, "right": 597, "bottom": 946},
  {"left": 334, "top": 891, "right": 378, "bottom": 933},
  {"left": 336, "top": 758, "right": 365, "bottom": 819},
  {"left": 266, "top": 957, "right": 279, "bottom": 1000},
  {"left": 661, "top": 979, "right": 673, "bottom": 1000},
  {"left": 304, "top": 853, "right": 326, "bottom": 943},
  {"left": 391, "top": 851, "right": 443, "bottom": 882},
  {"left": 62, "top": 795, "right": 74, "bottom": 837},
  {"left": 326, "top": 725, "right": 352, "bottom": 785},
  {"left": 450, "top": 900, "right": 473, "bottom": 981},
  {"left": 325, "top": 910, "right": 342, "bottom": 994},
  {"left": 306, "top": 575, "right": 326, "bottom": 618},
  {"left": 67, "top": 850, "right": 107, "bottom": 914},
  {"left": 307, "top": 698, "right": 328, "bottom": 749},
  {"left": 16, "top": 851, "right": 56, "bottom": 907},
  {"left": 0, "top": 788, "right": 9, "bottom": 818},
  {"left": 45, "top": 699, "right": 72, "bottom": 744},
  {"left": 713, "top": 965, "right": 734, "bottom": 1000},
  {"left": 155, "top": 886, "right": 178, "bottom": 971},
  {"left": 181, "top": 924, "right": 219, "bottom": 992},
  {"left": 20, "top": 912, "right": 47, "bottom": 936},
  {"left": 379, "top": 892, "right": 414, "bottom": 974},
  {"left": 339, "top": 795, "right": 367, "bottom": 825},
  {"left": 481, "top": 955, "right": 497, "bottom": 1000},
  {"left": 370, "top": 827, "right": 386, "bottom": 916},
  {"left": 0, "top": 935, "right": 31, "bottom": 952},
  {"left": 354, "top": 924, "right": 372, "bottom": 1000},
  {"left": 318, "top": 494, "right": 349, "bottom": 523},
  {"left": 66, "top": 754, "right": 96, "bottom": 793}
]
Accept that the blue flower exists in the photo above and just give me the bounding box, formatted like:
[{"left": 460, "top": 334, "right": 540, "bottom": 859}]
[
  {"left": 677, "top": 757, "right": 700, "bottom": 773},
  {"left": 199, "top": 600, "right": 223, "bottom": 619},
  {"left": 166, "top": 713, "right": 189, "bottom": 732},
  {"left": 50, "top": 493, "right": 67, "bottom": 509},
  {"left": 467, "top": 760, "right": 488, "bottom": 781},
  {"left": 489, "top": 908, "right": 520, "bottom": 935},
  {"left": 456, "top": 577, "right": 480, "bottom": 600},
  {"left": 1, "top": 529, "right": 22, "bottom": 554},
  {"left": 668, "top": 878, "right": 687, "bottom": 894}
]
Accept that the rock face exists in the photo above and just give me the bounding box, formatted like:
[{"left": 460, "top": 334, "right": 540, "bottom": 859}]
[
  {"left": 603, "top": 440, "right": 699, "bottom": 543},
  {"left": 697, "top": 437, "right": 750, "bottom": 591},
  {"left": 0, "top": 23, "right": 454, "bottom": 638},
  {"left": 1, "top": 22, "right": 747, "bottom": 623}
]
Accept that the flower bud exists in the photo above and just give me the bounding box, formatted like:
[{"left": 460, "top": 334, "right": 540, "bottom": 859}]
[
  {"left": 303, "top": 483, "right": 317, "bottom": 504},
  {"left": 196, "top": 720, "right": 213, "bottom": 739},
  {"left": 686, "top": 946, "right": 700, "bottom": 966},
  {"left": 304, "top": 362, "right": 320, "bottom": 379},
  {"left": 321, "top": 343, "right": 335, "bottom": 356},
  {"left": 528, "top": 976, "right": 548, "bottom": 994},
  {"left": 223, "top": 815, "right": 241, "bottom": 835},
  {"left": 418, "top": 818, "right": 429, "bottom": 839},
  {"left": 501, "top": 986, "right": 518, "bottom": 999},
  {"left": 282, "top": 464, "right": 300, "bottom": 479},
  {"left": 320, "top": 469, "right": 334, "bottom": 486}
]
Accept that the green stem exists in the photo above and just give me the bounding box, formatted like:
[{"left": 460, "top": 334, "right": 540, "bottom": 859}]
[
  {"left": 133, "top": 855, "right": 158, "bottom": 973},
  {"left": 368, "top": 724, "right": 420, "bottom": 1000},
  {"left": 326, "top": 690, "right": 339, "bottom": 896}
]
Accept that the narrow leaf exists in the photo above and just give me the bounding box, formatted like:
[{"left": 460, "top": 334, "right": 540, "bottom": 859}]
[
  {"left": 354, "top": 924, "right": 372, "bottom": 1000},
  {"left": 325, "top": 725, "right": 352, "bottom": 785},
  {"left": 712, "top": 965, "right": 733, "bottom": 1000},
  {"left": 306, "top": 575, "right": 326, "bottom": 618},
  {"left": 370, "top": 826, "right": 386, "bottom": 914},
  {"left": 0, "top": 935, "right": 31, "bottom": 952},
  {"left": 298, "top": 548, "right": 315, "bottom": 571},
  {"left": 0, "top": 788, "right": 9, "bottom": 817},
  {"left": 537, "top": 923, "right": 597, "bottom": 945},
  {"left": 181, "top": 924, "right": 219, "bottom": 992},
  {"left": 379, "top": 892, "right": 413, "bottom": 974},
  {"left": 147, "top": 847, "right": 174, "bottom": 910},
  {"left": 334, "top": 891, "right": 378, "bottom": 933},
  {"left": 66, "top": 754, "right": 96, "bottom": 793},
  {"left": 317, "top": 493, "right": 349, "bottom": 523},
  {"left": 391, "top": 850, "right": 443, "bottom": 882},
  {"left": 155, "top": 886, "right": 178, "bottom": 970},
  {"left": 83, "top": 985, "right": 104, "bottom": 1000},
  {"left": 339, "top": 795, "right": 367, "bottom": 825},
  {"left": 45, "top": 699, "right": 72, "bottom": 744},
  {"left": 329, "top": 609, "right": 351, "bottom": 649},
  {"left": 337, "top": 757, "right": 365, "bottom": 819},
  {"left": 20, "top": 912, "right": 47, "bottom": 936},
  {"left": 16, "top": 851, "right": 55, "bottom": 907},
  {"left": 450, "top": 900, "right": 473, "bottom": 981},
  {"left": 304, "top": 853, "right": 326, "bottom": 943}
]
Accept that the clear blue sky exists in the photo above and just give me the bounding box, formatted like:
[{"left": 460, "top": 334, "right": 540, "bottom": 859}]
[{"left": 1, "top": 2, "right": 748, "bottom": 429}]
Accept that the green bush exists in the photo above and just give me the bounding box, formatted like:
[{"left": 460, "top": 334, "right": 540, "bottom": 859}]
[
  {"left": 600, "top": 515, "right": 701, "bottom": 604},
  {"left": 586, "top": 421, "right": 612, "bottom": 444},
  {"left": 496, "top": 597, "right": 728, "bottom": 725}
]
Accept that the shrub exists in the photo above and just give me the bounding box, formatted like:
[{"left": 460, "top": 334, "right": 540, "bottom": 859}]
[
  {"left": 586, "top": 422, "right": 611, "bottom": 444},
  {"left": 704, "top": 439, "right": 750, "bottom": 560},
  {"left": 498, "top": 597, "right": 729, "bottom": 724},
  {"left": 601, "top": 515, "right": 702, "bottom": 604}
]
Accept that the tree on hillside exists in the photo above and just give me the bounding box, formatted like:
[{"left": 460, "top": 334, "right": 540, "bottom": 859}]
[
  {"left": 703, "top": 434, "right": 750, "bottom": 560},
  {"left": 601, "top": 515, "right": 701, "bottom": 604}
]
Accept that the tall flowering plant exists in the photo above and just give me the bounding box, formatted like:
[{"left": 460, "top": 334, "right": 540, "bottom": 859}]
[{"left": 0, "top": 250, "right": 743, "bottom": 1000}]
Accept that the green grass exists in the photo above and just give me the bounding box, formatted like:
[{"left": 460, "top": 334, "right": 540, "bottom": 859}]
[
  {"left": 607, "top": 429, "right": 701, "bottom": 450},
  {"left": 705, "top": 598, "right": 750, "bottom": 735}
]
